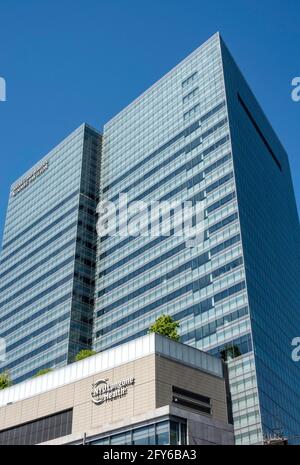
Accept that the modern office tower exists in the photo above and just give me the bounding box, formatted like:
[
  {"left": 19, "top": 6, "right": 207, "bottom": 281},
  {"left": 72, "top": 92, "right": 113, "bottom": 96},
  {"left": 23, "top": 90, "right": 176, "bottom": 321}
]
[
  {"left": 0, "top": 124, "right": 101, "bottom": 383},
  {"left": 93, "top": 33, "right": 300, "bottom": 444}
]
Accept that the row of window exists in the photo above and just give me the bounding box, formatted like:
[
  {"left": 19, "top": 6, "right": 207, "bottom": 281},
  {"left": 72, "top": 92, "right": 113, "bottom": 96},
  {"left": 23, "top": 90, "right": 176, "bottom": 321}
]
[
  {"left": 98, "top": 236, "right": 240, "bottom": 320},
  {"left": 103, "top": 100, "right": 226, "bottom": 195},
  {"left": 0, "top": 293, "right": 71, "bottom": 340},
  {"left": 97, "top": 255, "right": 242, "bottom": 331},
  {"left": 1, "top": 332, "right": 68, "bottom": 371},
  {"left": 2, "top": 190, "right": 79, "bottom": 250},
  {"left": 182, "top": 71, "right": 198, "bottom": 88},
  {"left": 97, "top": 235, "right": 240, "bottom": 316},
  {"left": 0, "top": 238, "right": 75, "bottom": 294},
  {"left": 96, "top": 254, "right": 242, "bottom": 341},
  {"left": 100, "top": 149, "right": 232, "bottom": 261},
  {"left": 0, "top": 222, "right": 77, "bottom": 281},
  {"left": 98, "top": 188, "right": 235, "bottom": 282},
  {"left": 107, "top": 113, "right": 228, "bottom": 205},
  {"left": 181, "top": 305, "right": 248, "bottom": 343},
  {"left": 183, "top": 103, "right": 200, "bottom": 121},
  {"left": 6, "top": 312, "right": 70, "bottom": 354},
  {"left": 0, "top": 274, "right": 73, "bottom": 325},
  {"left": 0, "top": 256, "right": 75, "bottom": 310},
  {"left": 88, "top": 419, "right": 186, "bottom": 446},
  {"left": 97, "top": 245, "right": 244, "bottom": 341},
  {"left": 208, "top": 333, "right": 253, "bottom": 359},
  {"left": 0, "top": 206, "right": 78, "bottom": 265},
  {"left": 101, "top": 216, "right": 239, "bottom": 316},
  {"left": 13, "top": 353, "right": 68, "bottom": 385},
  {"left": 183, "top": 86, "right": 199, "bottom": 104}
]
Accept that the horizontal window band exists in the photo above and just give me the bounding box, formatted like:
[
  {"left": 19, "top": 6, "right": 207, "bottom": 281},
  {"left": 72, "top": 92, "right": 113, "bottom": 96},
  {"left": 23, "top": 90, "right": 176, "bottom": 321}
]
[
  {"left": 0, "top": 222, "right": 77, "bottom": 280},
  {"left": 98, "top": 248, "right": 208, "bottom": 297},
  {"left": 98, "top": 254, "right": 211, "bottom": 316},
  {"left": 214, "top": 281, "right": 245, "bottom": 303},
  {"left": 96, "top": 262, "right": 244, "bottom": 336},
  {"left": 98, "top": 212, "right": 238, "bottom": 294},
  {"left": 0, "top": 239, "right": 76, "bottom": 295},
  {"left": 96, "top": 236, "right": 241, "bottom": 321},
  {"left": 0, "top": 274, "right": 74, "bottom": 325},
  {"left": 0, "top": 409, "right": 73, "bottom": 446},
  {"left": 208, "top": 333, "right": 252, "bottom": 359},
  {"left": 96, "top": 309, "right": 250, "bottom": 356},
  {"left": 99, "top": 155, "right": 233, "bottom": 262},
  {"left": 101, "top": 151, "right": 232, "bottom": 246},
  {"left": 96, "top": 329, "right": 148, "bottom": 351},
  {"left": 98, "top": 254, "right": 242, "bottom": 324},
  {"left": 2, "top": 190, "right": 80, "bottom": 250},
  {"left": 0, "top": 206, "right": 78, "bottom": 265},
  {"left": 12, "top": 354, "right": 68, "bottom": 385},
  {"left": 181, "top": 305, "right": 248, "bottom": 344},
  {"left": 108, "top": 117, "right": 228, "bottom": 203},
  {"left": 1, "top": 333, "right": 69, "bottom": 371},
  {"left": 99, "top": 222, "right": 239, "bottom": 294},
  {"left": 102, "top": 101, "right": 226, "bottom": 194},
  {"left": 183, "top": 86, "right": 199, "bottom": 103},
  {"left": 98, "top": 185, "right": 235, "bottom": 278},
  {"left": 0, "top": 293, "right": 72, "bottom": 339},
  {"left": 0, "top": 256, "right": 75, "bottom": 309},
  {"left": 6, "top": 312, "right": 70, "bottom": 353},
  {"left": 96, "top": 297, "right": 212, "bottom": 340},
  {"left": 182, "top": 71, "right": 198, "bottom": 88}
]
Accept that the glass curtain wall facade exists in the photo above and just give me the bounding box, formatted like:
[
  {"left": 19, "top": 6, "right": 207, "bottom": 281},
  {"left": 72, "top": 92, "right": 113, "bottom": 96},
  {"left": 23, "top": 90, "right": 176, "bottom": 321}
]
[
  {"left": 86, "top": 419, "right": 187, "bottom": 446},
  {"left": 94, "top": 33, "right": 300, "bottom": 444},
  {"left": 0, "top": 124, "right": 101, "bottom": 383},
  {"left": 1, "top": 32, "right": 299, "bottom": 445},
  {"left": 220, "top": 38, "right": 300, "bottom": 444},
  {"left": 94, "top": 33, "right": 252, "bottom": 442}
]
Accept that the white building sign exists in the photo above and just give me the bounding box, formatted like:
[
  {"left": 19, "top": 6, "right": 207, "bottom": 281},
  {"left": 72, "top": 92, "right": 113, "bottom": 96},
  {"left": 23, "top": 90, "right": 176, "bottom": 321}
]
[
  {"left": 91, "top": 377, "right": 135, "bottom": 405},
  {"left": 12, "top": 161, "right": 49, "bottom": 197}
]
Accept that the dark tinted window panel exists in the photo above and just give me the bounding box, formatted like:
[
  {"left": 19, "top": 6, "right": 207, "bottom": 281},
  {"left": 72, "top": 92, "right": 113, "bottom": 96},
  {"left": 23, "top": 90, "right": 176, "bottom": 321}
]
[
  {"left": 172, "top": 386, "right": 211, "bottom": 405},
  {"left": 172, "top": 396, "right": 211, "bottom": 414},
  {"left": 0, "top": 409, "right": 73, "bottom": 445},
  {"left": 238, "top": 93, "right": 282, "bottom": 171}
]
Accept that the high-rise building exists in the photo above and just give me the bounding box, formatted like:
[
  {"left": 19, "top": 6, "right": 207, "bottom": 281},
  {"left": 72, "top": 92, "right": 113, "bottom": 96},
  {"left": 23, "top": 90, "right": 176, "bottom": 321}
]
[
  {"left": 1, "top": 33, "right": 299, "bottom": 445},
  {"left": 0, "top": 124, "right": 101, "bottom": 383},
  {"left": 93, "top": 33, "right": 300, "bottom": 444}
]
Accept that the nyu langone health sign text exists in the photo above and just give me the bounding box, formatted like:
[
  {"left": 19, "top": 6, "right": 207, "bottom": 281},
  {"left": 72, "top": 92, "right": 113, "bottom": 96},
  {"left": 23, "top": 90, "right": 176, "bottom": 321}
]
[
  {"left": 12, "top": 161, "right": 49, "bottom": 196},
  {"left": 91, "top": 377, "right": 135, "bottom": 405}
]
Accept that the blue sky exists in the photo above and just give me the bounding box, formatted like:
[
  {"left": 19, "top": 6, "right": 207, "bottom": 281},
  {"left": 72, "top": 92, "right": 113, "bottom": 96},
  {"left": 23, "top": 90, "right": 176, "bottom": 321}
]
[{"left": 0, "top": 0, "right": 299, "bottom": 242}]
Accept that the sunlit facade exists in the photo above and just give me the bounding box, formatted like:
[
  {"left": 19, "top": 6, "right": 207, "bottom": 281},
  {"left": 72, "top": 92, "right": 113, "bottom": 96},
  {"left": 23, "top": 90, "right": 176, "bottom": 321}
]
[
  {"left": 93, "top": 33, "right": 300, "bottom": 444},
  {"left": 0, "top": 124, "right": 101, "bottom": 383},
  {"left": 1, "top": 33, "right": 299, "bottom": 445}
]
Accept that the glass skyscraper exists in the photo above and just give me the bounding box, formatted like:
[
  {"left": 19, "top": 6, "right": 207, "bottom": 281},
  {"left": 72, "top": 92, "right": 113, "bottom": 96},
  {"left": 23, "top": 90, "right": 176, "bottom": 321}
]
[
  {"left": 0, "top": 124, "right": 101, "bottom": 383},
  {"left": 1, "top": 32, "right": 299, "bottom": 445},
  {"left": 93, "top": 33, "right": 300, "bottom": 444}
]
